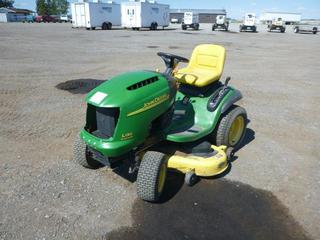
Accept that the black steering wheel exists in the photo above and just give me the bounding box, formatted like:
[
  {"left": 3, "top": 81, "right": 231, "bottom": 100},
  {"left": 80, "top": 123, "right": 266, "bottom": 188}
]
[{"left": 157, "top": 52, "right": 189, "bottom": 75}]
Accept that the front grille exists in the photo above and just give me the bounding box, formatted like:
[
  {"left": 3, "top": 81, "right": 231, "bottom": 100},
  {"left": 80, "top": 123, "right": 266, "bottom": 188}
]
[{"left": 86, "top": 104, "right": 119, "bottom": 139}]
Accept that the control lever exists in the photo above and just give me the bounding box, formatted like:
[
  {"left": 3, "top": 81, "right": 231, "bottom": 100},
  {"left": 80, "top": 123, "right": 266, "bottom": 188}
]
[{"left": 225, "top": 76, "right": 231, "bottom": 86}]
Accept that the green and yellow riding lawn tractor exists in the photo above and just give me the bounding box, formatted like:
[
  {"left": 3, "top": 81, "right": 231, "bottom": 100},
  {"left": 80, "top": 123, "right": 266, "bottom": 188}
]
[{"left": 74, "top": 44, "right": 248, "bottom": 202}]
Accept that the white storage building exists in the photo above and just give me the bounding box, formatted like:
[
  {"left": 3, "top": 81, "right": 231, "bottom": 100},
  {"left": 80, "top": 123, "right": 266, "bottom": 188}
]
[
  {"left": 0, "top": 7, "right": 33, "bottom": 22},
  {"left": 260, "top": 12, "right": 301, "bottom": 24}
]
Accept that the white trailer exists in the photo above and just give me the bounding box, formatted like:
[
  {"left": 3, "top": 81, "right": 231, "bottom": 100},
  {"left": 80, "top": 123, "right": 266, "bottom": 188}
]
[
  {"left": 260, "top": 12, "right": 301, "bottom": 24},
  {"left": 182, "top": 12, "right": 199, "bottom": 30},
  {"left": 71, "top": 1, "right": 121, "bottom": 30},
  {"left": 121, "top": 0, "right": 170, "bottom": 30}
]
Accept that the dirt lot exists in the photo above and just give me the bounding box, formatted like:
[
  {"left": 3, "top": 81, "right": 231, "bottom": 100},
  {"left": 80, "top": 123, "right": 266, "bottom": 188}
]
[{"left": 0, "top": 22, "right": 319, "bottom": 240}]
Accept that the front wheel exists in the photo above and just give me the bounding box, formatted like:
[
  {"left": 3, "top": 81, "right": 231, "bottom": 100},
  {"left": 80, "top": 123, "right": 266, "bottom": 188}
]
[
  {"left": 214, "top": 106, "right": 247, "bottom": 149},
  {"left": 73, "top": 135, "right": 102, "bottom": 169},
  {"left": 137, "top": 151, "right": 167, "bottom": 202}
]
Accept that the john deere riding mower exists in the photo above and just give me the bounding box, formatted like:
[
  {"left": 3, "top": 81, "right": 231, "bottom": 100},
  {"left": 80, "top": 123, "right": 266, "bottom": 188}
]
[{"left": 74, "top": 44, "right": 248, "bottom": 202}]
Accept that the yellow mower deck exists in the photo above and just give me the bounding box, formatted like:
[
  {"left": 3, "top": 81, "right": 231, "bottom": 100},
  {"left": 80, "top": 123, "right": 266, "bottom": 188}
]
[{"left": 167, "top": 145, "right": 229, "bottom": 177}]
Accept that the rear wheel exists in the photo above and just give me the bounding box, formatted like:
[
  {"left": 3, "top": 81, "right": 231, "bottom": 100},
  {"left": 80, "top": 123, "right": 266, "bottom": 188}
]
[
  {"left": 73, "top": 135, "right": 102, "bottom": 169},
  {"left": 294, "top": 27, "right": 299, "bottom": 33},
  {"left": 215, "top": 106, "right": 247, "bottom": 149},
  {"left": 150, "top": 22, "right": 157, "bottom": 30},
  {"left": 102, "top": 22, "right": 107, "bottom": 30},
  {"left": 137, "top": 151, "right": 167, "bottom": 202}
]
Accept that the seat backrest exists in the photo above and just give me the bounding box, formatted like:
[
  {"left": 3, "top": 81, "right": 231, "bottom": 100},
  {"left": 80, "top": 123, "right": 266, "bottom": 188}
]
[{"left": 188, "top": 44, "right": 226, "bottom": 78}]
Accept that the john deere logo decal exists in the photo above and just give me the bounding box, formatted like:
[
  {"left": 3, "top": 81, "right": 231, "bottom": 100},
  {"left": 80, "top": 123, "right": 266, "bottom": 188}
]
[
  {"left": 127, "top": 94, "right": 169, "bottom": 116},
  {"left": 121, "top": 132, "right": 133, "bottom": 140}
]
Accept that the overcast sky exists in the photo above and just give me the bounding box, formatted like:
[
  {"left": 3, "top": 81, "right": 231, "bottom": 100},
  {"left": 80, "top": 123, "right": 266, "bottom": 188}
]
[{"left": 14, "top": 0, "right": 320, "bottom": 19}]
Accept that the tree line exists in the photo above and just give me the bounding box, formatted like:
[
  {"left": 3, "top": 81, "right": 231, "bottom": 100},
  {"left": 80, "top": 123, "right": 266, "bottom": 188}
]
[
  {"left": 0, "top": 0, "right": 68, "bottom": 15},
  {"left": 36, "top": 0, "right": 69, "bottom": 15},
  {"left": 0, "top": 0, "right": 14, "bottom": 8}
]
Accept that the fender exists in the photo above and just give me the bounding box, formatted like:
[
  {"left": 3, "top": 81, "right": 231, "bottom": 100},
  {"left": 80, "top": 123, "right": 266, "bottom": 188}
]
[{"left": 221, "top": 89, "right": 242, "bottom": 114}]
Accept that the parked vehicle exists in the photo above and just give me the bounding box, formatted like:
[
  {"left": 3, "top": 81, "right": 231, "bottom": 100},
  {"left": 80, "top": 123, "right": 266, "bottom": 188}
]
[
  {"left": 71, "top": 1, "right": 121, "bottom": 30},
  {"left": 181, "top": 12, "right": 199, "bottom": 30},
  {"left": 121, "top": 0, "right": 170, "bottom": 30},
  {"left": 239, "top": 13, "right": 257, "bottom": 32},
  {"left": 23, "top": 14, "right": 35, "bottom": 23},
  {"left": 294, "top": 25, "right": 317, "bottom": 34},
  {"left": 212, "top": 15, "right": 229, "bottom": 31},
  {"left": 35, "top": 15, "right": 57, "bottom": 23},
  {"left": 267, "top": 18, "right": 286, "bottom": 33},
  {"left": 59, "top": 15, "right": 71, "bottom": 23},
  {"left": 170, "top": 18, "right": 179, "bottom": 24}
]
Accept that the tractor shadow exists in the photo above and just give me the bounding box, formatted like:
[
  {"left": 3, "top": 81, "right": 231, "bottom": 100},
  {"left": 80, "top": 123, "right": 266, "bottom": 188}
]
[
  {"left": 237, "top": 127, "right": 255, "bottom": 152},
  {"left": 106, "top": 179, "right": 313, "bottom": 240},
  {"left": 55, "top": 78, "right": 105, "bottom": 94}
]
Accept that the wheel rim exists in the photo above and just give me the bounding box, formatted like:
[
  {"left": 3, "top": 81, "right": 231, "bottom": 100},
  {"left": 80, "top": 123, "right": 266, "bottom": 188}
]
[
  {"left": 228, "top": 115, "right": 245, "bottom": 146},
  {"left": 158, "top": 162, "right": 166, "bottom": 193}
]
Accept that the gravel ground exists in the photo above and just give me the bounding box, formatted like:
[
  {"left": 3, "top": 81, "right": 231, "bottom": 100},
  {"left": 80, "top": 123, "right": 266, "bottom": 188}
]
[{"left": 0, "top": 22, "right": 319, "bottom": 239}]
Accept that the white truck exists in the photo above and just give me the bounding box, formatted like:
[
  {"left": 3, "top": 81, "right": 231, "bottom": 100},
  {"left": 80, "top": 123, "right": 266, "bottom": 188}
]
[
  {"left": 71, "top": 0, "right": 121, "bottom": 30},
  {"left": 239, "top": 13, "right": 257, "bottom": 32},
  {"left": 121, "top": 0, "right": 170, "bottom": 30},
  {"left": 212, "top": 15, "right": 229, "bottom": 31},
  {"left": 181, "top": 12, "right": 199, "bottom": 30}
]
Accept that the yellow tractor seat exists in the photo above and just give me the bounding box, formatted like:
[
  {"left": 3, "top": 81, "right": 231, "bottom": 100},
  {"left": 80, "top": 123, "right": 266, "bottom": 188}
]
[{"left": 174, "top": 44, "right": 226, "bottom": 87}]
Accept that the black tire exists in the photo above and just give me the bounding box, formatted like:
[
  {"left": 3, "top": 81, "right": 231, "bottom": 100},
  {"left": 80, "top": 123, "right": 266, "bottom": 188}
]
[
  {"left": 182, "top": 24, "right": 187, "bottom": 30},
  {"left": 214, "top": 105, "right": 247, "bottom": 149},
  {"left": 185, "top": 171, "right": 198, "bottom": 186},
  {"left": 91, "top": 27, "right": 95, "bottom": 30},
  {"left": 313, "top": 27, "right": 317, "bottom": 34},
  {"left": 212, "top": 25, "right": 215, "bottom": 31},
  {"left": 137, "top": 151, "right": 167, "bottom": 202},
  {"left": 73, "top": 135, "right": 101, "bottom": 169},
  {"left": 150, "top": 22, "right": 157, "bottom": 31},
  {"left": 194, "top": 24, "right": 199, "bottom": 30},
  {"left": 281, "top": 27, "right": 285, "bottom": 33},
  {"left": 107, "top": 22, "right": 112, "bottom": 30},
  {"left": 252, "top": 26, "right": 256, "bottom": 32},
  {"left": 102, "top": 22, "right": 108, "bottom": 30},
  {"left": 294, "top": 27, "right": 299, "bottom": 33}
]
